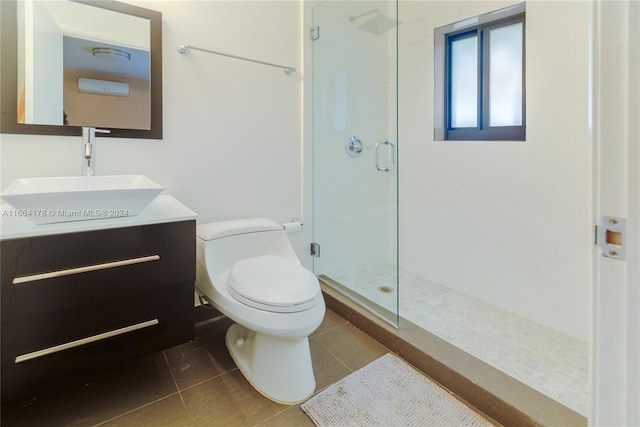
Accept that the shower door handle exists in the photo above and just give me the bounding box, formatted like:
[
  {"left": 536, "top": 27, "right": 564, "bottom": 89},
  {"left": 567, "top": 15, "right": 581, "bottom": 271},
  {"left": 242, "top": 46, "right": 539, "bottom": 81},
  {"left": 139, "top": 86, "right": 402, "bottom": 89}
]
[{"left": 375, "top": 140, "right": 395, "bottom": 172}]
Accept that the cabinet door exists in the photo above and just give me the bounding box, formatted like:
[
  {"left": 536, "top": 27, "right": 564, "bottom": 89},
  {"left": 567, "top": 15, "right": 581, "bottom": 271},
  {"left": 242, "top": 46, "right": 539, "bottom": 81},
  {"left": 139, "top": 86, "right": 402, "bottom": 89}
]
[
  {"left": 0, "top": 220, "right": 196, "bottom": 400},
  {"left": 1, "top": 221, "right": 195, "bottom": 321},
  {"left": 1, "top": 286, "right": 193, "bottom": 399}
]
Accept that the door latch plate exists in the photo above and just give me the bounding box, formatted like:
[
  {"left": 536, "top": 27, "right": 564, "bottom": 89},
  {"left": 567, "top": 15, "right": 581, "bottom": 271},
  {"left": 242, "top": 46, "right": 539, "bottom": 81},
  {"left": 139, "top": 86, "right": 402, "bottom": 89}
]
[{"left": 596, "top": 216, "right": 626, "bottom": 260}]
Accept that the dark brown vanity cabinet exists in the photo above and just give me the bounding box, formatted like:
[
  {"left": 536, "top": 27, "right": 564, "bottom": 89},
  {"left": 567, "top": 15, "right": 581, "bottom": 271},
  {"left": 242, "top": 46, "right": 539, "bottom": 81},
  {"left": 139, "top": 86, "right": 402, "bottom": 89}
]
[{"left": 0, "top": 220, "right": 196, "bottom": 400}]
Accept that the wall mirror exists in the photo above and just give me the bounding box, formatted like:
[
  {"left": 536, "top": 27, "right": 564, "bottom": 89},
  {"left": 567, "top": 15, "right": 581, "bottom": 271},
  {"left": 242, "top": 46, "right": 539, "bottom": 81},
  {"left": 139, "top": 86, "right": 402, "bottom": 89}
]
[{"left": 1, "top": 0, "right": 163, "bottom": 139}]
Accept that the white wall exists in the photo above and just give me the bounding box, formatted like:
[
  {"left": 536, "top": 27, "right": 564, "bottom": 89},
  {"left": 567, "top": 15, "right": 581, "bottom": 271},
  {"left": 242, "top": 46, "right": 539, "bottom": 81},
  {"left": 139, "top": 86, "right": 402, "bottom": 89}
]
[
  {"left": 1, "top": 1, "right": 305, "bottom": 258},
  {"left": 398, "top": 0, "right": 592, "bottom": 340}
]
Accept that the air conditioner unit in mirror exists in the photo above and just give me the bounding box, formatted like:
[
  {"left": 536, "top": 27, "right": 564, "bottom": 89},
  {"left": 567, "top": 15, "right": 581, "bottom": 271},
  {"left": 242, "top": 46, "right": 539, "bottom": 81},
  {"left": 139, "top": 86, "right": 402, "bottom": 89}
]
[{"left": 78, "top": 78, "right": 129, "bottom": 97}]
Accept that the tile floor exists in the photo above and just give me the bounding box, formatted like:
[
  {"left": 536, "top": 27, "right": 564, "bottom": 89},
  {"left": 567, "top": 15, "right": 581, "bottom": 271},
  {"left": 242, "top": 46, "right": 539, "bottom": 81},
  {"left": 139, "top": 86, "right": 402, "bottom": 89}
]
[
  {"left": 3, "top": 309, "right": 487, "bottom": 427},
  {"left": 334, "top": 265, "right": 590, "bottom": 416}
]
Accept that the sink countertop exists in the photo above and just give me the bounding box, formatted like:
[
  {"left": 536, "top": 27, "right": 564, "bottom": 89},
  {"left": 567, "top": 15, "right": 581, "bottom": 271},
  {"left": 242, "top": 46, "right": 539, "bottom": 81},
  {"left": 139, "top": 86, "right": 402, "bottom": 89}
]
[{"left": 0, "top": 195, "right": 198, "bottom": 240}]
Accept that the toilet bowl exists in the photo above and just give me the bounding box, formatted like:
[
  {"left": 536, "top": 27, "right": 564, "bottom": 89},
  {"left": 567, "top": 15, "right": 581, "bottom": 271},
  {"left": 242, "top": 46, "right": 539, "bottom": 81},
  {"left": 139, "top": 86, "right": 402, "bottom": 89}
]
[{"left": 195, "top": 218, "right": 325, "bottom": 404}]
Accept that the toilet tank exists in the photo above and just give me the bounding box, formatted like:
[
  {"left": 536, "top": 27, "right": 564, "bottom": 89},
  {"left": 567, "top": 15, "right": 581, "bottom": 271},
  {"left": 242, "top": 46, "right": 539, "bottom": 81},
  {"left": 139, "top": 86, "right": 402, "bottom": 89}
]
[{"left": 196, "top": 218, "right": 299, "bottom": 279}]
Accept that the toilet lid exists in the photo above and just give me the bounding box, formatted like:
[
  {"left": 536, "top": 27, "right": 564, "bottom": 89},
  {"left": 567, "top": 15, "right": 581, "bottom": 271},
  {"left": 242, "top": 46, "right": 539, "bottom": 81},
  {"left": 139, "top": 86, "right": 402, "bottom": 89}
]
[{"left": 229, "top": 255, "right": 319, "bottom": 313}]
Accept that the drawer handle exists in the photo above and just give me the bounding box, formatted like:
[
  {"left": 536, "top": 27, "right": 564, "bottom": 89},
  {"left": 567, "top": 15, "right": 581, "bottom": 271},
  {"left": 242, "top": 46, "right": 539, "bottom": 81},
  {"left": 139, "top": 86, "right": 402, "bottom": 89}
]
[
  {"left": 14, "top": 319, "right": 159, "bottom": 364},
  {"left": 12, "top": 255, "right": 161, "bottom": 285}
]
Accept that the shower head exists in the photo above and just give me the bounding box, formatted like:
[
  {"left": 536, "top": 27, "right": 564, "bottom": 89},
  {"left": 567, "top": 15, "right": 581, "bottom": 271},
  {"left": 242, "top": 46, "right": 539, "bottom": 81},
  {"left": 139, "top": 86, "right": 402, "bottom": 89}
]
[{"left": 348, "top": 9, "right": 399, "bottom": 36}]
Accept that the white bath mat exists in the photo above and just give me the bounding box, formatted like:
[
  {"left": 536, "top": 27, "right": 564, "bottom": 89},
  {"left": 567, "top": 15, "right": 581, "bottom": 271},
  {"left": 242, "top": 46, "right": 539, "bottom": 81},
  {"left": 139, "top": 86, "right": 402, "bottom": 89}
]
[{"left": 301, "top": 353, "right": 494, "bottom": 427}]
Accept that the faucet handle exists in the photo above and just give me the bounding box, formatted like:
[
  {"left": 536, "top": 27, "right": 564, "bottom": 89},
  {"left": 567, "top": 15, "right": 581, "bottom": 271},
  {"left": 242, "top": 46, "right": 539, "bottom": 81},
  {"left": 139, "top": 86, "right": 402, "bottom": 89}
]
[{"left": 82, "top": 127, "right": 111, "bottom": 137}]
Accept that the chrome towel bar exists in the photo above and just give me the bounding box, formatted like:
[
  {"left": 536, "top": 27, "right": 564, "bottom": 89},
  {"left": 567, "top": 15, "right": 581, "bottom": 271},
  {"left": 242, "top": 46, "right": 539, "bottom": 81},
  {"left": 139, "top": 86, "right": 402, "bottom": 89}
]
[{"left": 177, "top": 44, "right": 296, "bottom": 75}]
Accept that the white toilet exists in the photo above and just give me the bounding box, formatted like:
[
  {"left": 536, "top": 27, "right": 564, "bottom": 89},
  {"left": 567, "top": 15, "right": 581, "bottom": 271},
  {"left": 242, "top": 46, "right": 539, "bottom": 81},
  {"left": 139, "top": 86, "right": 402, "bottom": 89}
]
[{"left": 195, "top": 218, "right": 325, "bottom": 404}]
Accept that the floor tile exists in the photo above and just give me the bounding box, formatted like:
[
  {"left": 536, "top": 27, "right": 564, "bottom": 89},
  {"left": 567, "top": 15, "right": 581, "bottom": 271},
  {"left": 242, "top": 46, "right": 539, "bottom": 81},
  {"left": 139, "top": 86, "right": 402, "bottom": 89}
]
[
  {"left": 1, "top": 352, "right": 177, "bottom": 427},
  {"left": 164, "top": 317, "right": 236, "bottom": 390},
  {"left": 309, "top": 340, "right": 353, "bottom": 391},
  {"left": 258, "top": 405, "right": 315, "bottom": 427},
  {"left": 180, "top": 369, "right": 285, "bottom": 426},
  {"left": 194, "top": 310, "right": 231, "bottom": 338},
  {"left": 98, "top": 394, "right": 191, "bottom": 427},
  {"left": 311, "top": 321, "right": 389, "bottom": 372},
  {"left": 312, "top": 309, "right": 348, "bottom": 336}
]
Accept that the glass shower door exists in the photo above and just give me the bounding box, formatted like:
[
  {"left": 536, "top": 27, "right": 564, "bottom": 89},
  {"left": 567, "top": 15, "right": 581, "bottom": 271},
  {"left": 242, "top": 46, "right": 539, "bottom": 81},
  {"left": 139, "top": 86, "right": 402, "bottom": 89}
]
[{"left": 311, "top": 0, "right": 399, "bottom": 325}]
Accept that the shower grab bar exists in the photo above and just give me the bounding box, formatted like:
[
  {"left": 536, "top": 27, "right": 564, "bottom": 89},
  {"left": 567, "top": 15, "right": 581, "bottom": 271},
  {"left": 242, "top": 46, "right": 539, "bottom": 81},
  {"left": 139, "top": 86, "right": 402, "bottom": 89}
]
[
  {"left": 375, "top": 140, "right": 396, "bottom": 172},
  {"left": 177, "top": 44, "right": 296, "bottom": 75}
]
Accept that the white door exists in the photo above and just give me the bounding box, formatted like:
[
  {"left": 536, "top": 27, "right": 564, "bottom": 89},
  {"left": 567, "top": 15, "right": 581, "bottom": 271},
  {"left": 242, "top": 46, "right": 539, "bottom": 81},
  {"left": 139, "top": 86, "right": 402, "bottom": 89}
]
[{"left": 591, "top": 0, "right": 640, "bottom": 425}]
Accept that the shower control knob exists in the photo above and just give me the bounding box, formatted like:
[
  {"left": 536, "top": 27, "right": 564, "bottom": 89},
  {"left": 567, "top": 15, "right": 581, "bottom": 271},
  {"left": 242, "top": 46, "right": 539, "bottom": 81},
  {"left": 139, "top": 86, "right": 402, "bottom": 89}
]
[{"left": 345, "top": 136, "right": 364, "bottom": 157}]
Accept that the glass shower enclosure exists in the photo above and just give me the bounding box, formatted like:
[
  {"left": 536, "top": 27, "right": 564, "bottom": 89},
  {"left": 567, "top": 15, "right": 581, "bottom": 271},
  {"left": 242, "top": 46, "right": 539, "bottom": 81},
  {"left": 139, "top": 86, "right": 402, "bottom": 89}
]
[{"left": 311, "top": 0, "right": 399, "bottom": 326}]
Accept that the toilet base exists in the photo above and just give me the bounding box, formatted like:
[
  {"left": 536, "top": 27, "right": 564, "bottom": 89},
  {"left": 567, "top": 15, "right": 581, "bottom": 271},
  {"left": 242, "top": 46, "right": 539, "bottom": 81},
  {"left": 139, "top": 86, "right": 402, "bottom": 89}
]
[{"left": 225, "top": 323, "right": 316, "bottom": 404}]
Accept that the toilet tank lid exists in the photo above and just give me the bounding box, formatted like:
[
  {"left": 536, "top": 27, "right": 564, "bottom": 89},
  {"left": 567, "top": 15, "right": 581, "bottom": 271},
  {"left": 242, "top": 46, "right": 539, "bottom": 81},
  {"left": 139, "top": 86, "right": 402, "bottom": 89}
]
[{"left": 197, "top": 218, "right": 283, "bottom": 241}]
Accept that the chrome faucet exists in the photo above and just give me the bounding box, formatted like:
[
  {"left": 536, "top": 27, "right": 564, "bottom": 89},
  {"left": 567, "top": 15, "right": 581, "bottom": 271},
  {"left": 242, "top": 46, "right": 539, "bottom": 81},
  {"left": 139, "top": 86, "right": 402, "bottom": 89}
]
[{"left": 82, "top": 127, "right": 110, "bottom": 176}]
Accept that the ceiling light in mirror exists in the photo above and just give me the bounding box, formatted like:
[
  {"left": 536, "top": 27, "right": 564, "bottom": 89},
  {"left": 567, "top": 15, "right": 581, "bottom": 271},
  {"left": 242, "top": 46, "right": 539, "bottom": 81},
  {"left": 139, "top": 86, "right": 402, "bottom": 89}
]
[{"left": 92, "top": 47, "right": 131, "bottom": 61}]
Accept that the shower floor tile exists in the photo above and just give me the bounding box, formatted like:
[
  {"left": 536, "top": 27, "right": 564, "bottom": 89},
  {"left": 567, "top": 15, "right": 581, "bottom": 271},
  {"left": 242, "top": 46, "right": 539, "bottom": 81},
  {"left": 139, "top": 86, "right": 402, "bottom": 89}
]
[{"left": 334, "top": 265, "right": 590, "bottom": 416}]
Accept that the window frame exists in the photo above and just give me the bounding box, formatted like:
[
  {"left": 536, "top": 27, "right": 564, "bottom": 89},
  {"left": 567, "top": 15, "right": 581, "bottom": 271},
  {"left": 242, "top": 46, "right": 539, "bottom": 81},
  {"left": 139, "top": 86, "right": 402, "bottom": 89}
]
[{"left": 434, "top": 3, "right": 526, "bottom": 141}]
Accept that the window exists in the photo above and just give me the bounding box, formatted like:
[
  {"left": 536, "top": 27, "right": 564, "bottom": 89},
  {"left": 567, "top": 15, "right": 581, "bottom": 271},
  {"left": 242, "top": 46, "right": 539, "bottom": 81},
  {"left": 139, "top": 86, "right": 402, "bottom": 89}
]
[{"left": 434, "top": 4, "right": 526, "bottom": 141}]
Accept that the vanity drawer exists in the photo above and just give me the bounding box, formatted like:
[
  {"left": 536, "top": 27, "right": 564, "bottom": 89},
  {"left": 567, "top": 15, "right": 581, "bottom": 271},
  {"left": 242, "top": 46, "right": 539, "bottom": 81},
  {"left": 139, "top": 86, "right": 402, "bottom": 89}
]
[
  {"left": 0, "top": 220, "right": 195, "bottom": 322},
  {"left": 1, "top": 285, "right": 194, "bottom": 400}
]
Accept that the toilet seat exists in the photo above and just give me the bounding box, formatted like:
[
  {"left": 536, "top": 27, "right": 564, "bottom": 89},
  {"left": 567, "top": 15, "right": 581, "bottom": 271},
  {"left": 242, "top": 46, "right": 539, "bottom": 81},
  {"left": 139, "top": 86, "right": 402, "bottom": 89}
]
[{"left": 229, "top": 255, "right": 320, "bottom": 313}]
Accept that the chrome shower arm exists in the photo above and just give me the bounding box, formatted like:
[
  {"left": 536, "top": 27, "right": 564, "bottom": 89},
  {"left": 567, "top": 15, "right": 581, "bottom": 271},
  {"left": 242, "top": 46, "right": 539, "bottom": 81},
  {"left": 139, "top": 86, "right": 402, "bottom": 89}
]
[{"left": 348, "top": 9, "right": 382, "bottom": 23}]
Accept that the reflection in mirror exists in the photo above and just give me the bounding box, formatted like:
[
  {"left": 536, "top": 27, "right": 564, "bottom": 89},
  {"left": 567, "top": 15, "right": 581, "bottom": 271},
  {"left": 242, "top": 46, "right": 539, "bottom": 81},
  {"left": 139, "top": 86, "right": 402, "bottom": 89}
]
[
  {"left": 1, "top": 0, "right": 162, "bottom": 139},
  {"left": 62, "top": 35, "right": 151, "bottom": 129},
  {"left": 18, "top": 0, "right": 151, "bottom": 129}
]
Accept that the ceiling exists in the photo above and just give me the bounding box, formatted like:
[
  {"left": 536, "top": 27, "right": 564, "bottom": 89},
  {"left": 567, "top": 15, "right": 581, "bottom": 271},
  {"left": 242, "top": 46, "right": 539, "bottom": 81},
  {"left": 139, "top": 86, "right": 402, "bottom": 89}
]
[{"left": 63, "top": 35, "right": 150, "bottom": 81}]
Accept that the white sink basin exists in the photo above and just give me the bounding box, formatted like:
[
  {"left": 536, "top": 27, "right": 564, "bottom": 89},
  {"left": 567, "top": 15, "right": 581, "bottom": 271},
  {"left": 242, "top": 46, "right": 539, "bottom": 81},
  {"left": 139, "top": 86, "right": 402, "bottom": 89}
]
[{"left": 1, "top": 175, "right": 164, "bottom": 224}]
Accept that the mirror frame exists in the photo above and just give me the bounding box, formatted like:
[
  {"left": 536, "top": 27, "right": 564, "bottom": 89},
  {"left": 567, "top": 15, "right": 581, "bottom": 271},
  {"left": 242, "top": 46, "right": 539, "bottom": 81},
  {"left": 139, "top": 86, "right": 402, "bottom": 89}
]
[{"left": 0, "top": 0, "right": 163, "bottom": 139}]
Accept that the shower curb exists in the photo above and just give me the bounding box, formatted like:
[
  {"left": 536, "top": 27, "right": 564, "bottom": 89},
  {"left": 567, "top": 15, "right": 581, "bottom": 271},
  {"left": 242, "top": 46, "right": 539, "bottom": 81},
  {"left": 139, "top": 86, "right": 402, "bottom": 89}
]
[{"left": 320, "top": 280, "right": 587, "bottom": 427}]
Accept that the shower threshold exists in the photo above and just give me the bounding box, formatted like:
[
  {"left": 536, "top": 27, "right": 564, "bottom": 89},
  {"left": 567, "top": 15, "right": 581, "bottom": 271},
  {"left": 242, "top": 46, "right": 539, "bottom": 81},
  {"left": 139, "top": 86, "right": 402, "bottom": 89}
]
[
  {"left": 319, "top": 274, "right": 399, "bottom": 328},
  {"left": 320, "top": 281, "right": 587, "bottom": 427}
]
